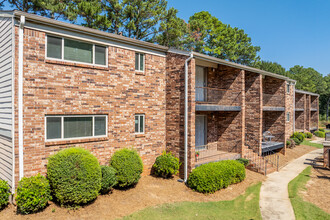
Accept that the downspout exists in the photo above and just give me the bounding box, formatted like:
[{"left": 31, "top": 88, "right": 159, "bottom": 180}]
[
  {"left": 18, "top": 15, "right": 25, "bottom": 180},
  {"left": 184, "top": 53, "right": 193, "bottom": 183}
]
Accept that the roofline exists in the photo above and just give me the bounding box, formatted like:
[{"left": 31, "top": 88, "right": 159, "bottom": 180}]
[
  {"left": 192, "top": 52, "right": 296, "bottom": 83},
  {"left": 12, "top": 10, "right": 168, "bottom": 53},
  {"left": 295, "top": 89, "right": 319, "bottom": 97}
]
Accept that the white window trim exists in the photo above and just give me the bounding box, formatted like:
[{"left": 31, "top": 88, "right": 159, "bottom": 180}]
[
  {"left": 45, "top": 115, "right": 108, "bottom": 141},
  {"left": 45, "top": 35, "right": 108, "bottom": 67},
  {"left": 135, "top": 114, "right": 145, "bottom": 134},
  {"left": 135, "top": 52, "right": 145, "bottom": 72}
]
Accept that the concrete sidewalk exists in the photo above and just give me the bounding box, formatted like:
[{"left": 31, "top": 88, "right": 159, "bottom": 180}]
[{"left": 259, "top": 149, "right": 323, "bottom": 220}]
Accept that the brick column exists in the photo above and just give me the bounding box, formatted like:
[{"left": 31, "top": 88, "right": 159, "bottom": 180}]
[
  {"left": 259, "top": 75, "right": 263, "bottom": 156},
  {"left": 241, "top": 70, "right": 246, "bottom": 157}
]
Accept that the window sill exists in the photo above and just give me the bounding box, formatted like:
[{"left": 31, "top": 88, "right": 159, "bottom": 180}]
[
  {"left": 45, "top": 59, "right": 109, "bottom": 70},
  {"left": 45, "top": 136, "right": 108, "bottom": 146},
  {"left": 135, "top": 71, "right": 145, "bottom": 75},
  {"left": 135, "top": 134, "right": 145, "bottom": 138}
]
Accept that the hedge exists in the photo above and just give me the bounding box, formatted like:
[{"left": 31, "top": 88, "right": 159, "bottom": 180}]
[
  {"left": 47, "top": 147, "right": 101, "bottom": 206},
  {"left": 100, "top": 166, "right": 117, "bottom": 194},
  {"left": 187, "top": 160, "right": 246, "bottom": 193},
  {"left": 314, "top": 131, "right": 325, "bottom": 138}
]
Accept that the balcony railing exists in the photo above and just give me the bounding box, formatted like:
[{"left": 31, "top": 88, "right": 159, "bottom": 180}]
[
  {"left": 311, "top": 103, "right": 318, "bottom": 110},
  {"left": 263, "top": 93, "right": 285, "bottom": 107},
  {"left": 195, "top": 87, "right": 241, "bottom": 106},
  {"left": 195, "top": 140, "right": 241, "bottom": 165},
  {"left": 295, "top": 102, "right": 304, "bottom": 109}
]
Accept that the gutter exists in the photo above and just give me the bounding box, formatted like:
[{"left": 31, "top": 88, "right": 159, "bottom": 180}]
[
  {"left": 18, "top": 15, "right": 25, "bottom": 180},
  {"left": 184, "top": 53, "right": 193, "bottom": 183}
]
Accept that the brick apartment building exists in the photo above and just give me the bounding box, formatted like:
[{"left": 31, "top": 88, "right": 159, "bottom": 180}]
[{"left": 0, "top": 11, "right": 319, "bottom": 189}]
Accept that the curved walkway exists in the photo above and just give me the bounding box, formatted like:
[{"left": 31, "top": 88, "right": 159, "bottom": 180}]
[{"left": 259, "top": 148, "right": 323, "bottom": 220}]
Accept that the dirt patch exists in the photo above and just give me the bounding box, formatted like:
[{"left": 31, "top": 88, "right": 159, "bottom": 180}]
[
  {"left": 302, "top": 159, "right": 330, "bottom": 213},
  {"left": 278, "top": 145, "right": 316, "bottom": 169},
  {"left": 0, "top": 170, "right": 265, "bottom": 220}
]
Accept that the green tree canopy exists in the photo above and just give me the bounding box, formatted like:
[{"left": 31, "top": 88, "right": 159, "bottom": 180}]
[
  {"left": 183, "top": 11, "right": 260, "bottom": 65},
  {"left": 253, "top": 60, "right": 286, "bottom": 76}
]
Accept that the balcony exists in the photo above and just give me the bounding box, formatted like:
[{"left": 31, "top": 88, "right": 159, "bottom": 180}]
[
  {"left": 295, "top": 102, "right": 304, "bottom": 111},
  {"left": 195, "top": 87, "right": 241, "bottom": 111},
  {"left": 195, "top": 141, "right": 241, "bottom": 166},
  {"left": 311, "top": 103, "right": 318, "bottom": 111},
  {"left": 263, "top": 93, "right": 285, "bottom": 111}
]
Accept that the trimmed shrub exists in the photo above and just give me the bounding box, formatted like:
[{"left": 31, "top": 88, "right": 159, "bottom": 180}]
[
  {"left": 100, "top": 166, "right": 117, "bottom": 194},
  {"left": 305, "top": 132, "right": 313, "bottom": 139},
  {"left": 292, "top": 137, "right": 301, "bottom": 145},
  {"left": 0, "top": 179, "right": 10, "bottom": 210},
  {"left": 153, "top": 151, "right": 180, "bottom": 178},
  {"left": 319, "top": 128, "right": 325, "bottom": 132},
  {"left": 236, "top": 158, "right": 249, "bottom": 167},
  {"left": 110, "top": 149, "right": 143, "bottom": 188},
  {"left": 47, "top": 147, "right": 101, "bottom": 206},
  {"left": 291, "top": 132, "right": 305, "bottom": 143},
  {"left": 187, "top": 160, "right": 246, "bottom": 193},
  {"left": 314, "top": 131, "right": 325, "bottom": 138},
  {"left": 286, "top": 140, "right": 291, "bottom": 146},
  {"left": 16, "top": 174, "right": 52, "bottom": 214}
]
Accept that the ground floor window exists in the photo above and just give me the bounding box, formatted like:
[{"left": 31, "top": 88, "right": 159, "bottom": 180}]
[
  {"left": 46, "top": 115, "right": 107, "bottom": 140},
  {"left": 135, "top": 114, "right": 145, "bottom": 134}
]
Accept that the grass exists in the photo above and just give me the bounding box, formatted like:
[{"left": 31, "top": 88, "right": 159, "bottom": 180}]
[
  {"left": 288, "top": 166, "right": 330, "bottom": 220},
  {"left": 123, "top": 183, "right": 262, "bottom": 220},
  {"left": 301, "top": 140, "right": 323, "bottom": 149}
]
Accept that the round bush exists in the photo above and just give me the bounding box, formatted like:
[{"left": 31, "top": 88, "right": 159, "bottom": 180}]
[
  {"left": 319, "top": 128, "right": 325, "bottom": 132},
  {"left": 100, "top": 166, "right": 117, "bottom": 194},
  {"left": 314, "top": 131, "right": 325, "bottom": 138},
  {"left": 16, "top": 174, "right": 52, "bottom": 214},
  {"left": 291, "top": 137, "right": 301, "bottom": 145},
  {"left": 110, "top": 149, "right": 143, "bottom": 188},
  {"left": 0, "top": 179, "right": 10, "bottom": 210},
  {"left": 153, "top": 151, "right": 180, "bottom": 178},
  {"left": 291, "top": 132, "right": 305, "bottom": 143},
  {"left": 305, "top": 132, "right": 313, "bottom": 139},
  {"left": 187, "top": 160, "right": 246, "bottom": 193},
  {"left": 47, "top": 147, "right": 101, "bottom": 206}
]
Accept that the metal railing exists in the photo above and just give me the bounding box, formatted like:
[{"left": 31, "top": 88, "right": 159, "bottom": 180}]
[
  {"left": 244, "top": 132, "right": 280, "bottom": 175},
  {"left": 195, "top": 87, "right": 241, "bottom": 106},
  {"left": 295, "top": 102, "right": 304, "bottom": 109},
  {"left": 195, "top": 140, "right": 240, "bottom": 164},
  {"left": 263, "top": 93, "right": 285, "bottom": 107}
]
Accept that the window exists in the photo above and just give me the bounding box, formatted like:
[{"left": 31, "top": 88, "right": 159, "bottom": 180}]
[
  {"left": 287, "top": 84, "right": 290, "bottom": 94},
  {"left": 135, "top": 114, "right": 145, "bottom": 134},
  {"left": 46, "top": 35, "right": 107, "bottom": 66},
  {"left": 286, "top": 112, "right": 290, "bottom": 122},
  {"left": 135, "top": 53, "right": 144, "bottom": 71},
  {"left": 46, "top": 115, "right": 107, "bottom": 140}
]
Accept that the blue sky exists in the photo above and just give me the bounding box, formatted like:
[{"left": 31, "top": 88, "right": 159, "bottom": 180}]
[
  {"left": 168, "top": 0, "right": 330, "bottom": 75},
  {"left": 3, "top": 1, "right": 329, "bottom": 75}
]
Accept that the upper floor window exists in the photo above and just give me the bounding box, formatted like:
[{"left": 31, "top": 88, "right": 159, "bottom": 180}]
[
  {"left": 46, "top": 35, "right": 107, "bottom": 66},
  {"left": 286, "top": 112, "right": 290, "bottom": 122},
  {"left": 287, "top": 84, "right": 290, "bottom": 94},
  {"left": 135, "top": 53, "right": 145, "bottom": 71},
  {"left": 46, "top": 115, "right": 107, "bottom": 141}
]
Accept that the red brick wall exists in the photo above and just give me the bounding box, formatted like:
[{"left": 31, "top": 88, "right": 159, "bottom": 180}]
[
  {"left": 165, "top": 52, "right": 196, "bottom": 174},
  {"left": 295, "top": 111, "right": 305, "bottom": 130},
  {"left": 285, "top": 83, "right": 294, "bottom": 139},
  {"left": 263, "top": 111, "right": 285, "bottom": 144},
  {"left": 295, "top": 93, "right": 305, "bottom": 109},
  {"left": 306, "top": 95, "right": 311, "bottom": 130},
  {"left": 14, "top": 27, "right": 167, "bottom": 184},
  {"left": 245, "top": 71, "right": 262, "bottom": 153}
]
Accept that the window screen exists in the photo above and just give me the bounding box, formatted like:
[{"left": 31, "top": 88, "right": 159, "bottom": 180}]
[{"left": 47, "top": 36, "right": 62, "bottom": 59}]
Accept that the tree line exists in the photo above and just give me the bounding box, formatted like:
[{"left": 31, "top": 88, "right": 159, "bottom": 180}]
[{"left": 2, "top": 0, "right": 329, "bottom": 119}]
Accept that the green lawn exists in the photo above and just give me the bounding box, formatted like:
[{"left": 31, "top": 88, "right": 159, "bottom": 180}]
[
  {"left": 123, "top": 183, "right": 262, "bottom": 220},
  {"left": 288, "top": 166, "right": 330, "bottom": 220},
  {"left": 301, "top": 140, "right": 323, "bottom": 149}
]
